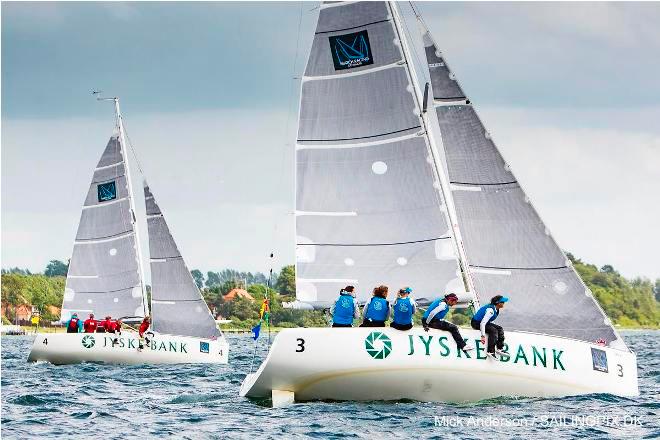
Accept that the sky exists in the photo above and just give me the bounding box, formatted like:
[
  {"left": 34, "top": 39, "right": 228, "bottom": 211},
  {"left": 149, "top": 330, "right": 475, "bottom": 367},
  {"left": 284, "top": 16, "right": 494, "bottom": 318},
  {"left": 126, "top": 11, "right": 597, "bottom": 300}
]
[{"left": 2, "top": 2, "right": 659, "bottom": 282}]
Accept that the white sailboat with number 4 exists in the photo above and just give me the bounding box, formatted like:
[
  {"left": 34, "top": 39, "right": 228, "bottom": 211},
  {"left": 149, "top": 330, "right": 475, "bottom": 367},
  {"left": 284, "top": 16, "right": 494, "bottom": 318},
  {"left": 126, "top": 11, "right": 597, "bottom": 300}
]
[
  {"left": 28, "top": 97, "right": 228, "bottom": 365},
  {"left": 240, "top": 1, "right": 638, "bottom": 406}
]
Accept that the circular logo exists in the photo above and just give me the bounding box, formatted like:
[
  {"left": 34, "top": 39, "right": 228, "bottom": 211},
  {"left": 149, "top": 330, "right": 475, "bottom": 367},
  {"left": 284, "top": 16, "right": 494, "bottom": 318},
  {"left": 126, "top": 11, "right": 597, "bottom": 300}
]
[
  {"left": 364, "top": 331, "right": 392, "bottom": 360},
  {"left": 341, "top": 297, "right": 351, "bottom": 308},
  {"left": 81, "top": 335, "right": 96, "bottom": 349}
]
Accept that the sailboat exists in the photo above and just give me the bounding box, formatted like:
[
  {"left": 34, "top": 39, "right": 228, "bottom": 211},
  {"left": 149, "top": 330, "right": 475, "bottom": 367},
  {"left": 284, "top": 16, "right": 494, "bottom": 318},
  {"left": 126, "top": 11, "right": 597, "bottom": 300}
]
[
  {"left": 240, "top": 1, "right": 638, "bottom": 405},
  {"left": 28, "top": 98, "right": 228, "bottom": 365}
]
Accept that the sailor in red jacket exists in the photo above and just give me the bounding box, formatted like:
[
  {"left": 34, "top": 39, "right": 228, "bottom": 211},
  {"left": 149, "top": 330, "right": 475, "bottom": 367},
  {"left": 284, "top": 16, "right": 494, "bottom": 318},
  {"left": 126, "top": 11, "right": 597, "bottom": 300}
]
[
  {"left": 138, "top": 316, "right": 151, "bottom": 350},
  {"left": 102, "top": 316, "right": 115, "bottom": 333},
  {"left": 83, "top": 313, "right": 98, "bottom": 333}
]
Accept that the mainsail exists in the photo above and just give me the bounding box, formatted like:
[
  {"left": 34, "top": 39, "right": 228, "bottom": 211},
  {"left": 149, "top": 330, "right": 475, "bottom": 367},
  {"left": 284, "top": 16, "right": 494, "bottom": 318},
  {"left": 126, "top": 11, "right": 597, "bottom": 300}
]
[
  {"left": 61, "top": 135, "right": 146, "bottom": 320},
  {"left": 420, "top": 26, "right": 622, "bottom": 346},
  {"left": 293, "top": 1, "right": 465, "bottom": 307},
  {"left": 144, "top": 184, "right": 221, "bottom": 339}
]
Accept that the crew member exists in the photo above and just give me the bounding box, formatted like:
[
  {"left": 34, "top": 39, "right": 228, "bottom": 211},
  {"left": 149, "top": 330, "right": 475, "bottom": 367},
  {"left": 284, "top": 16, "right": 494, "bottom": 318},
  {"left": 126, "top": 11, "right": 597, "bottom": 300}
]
[
  {"left": 390, "top": 287, "right": 416, "bottom": 331},
  {"left": 83, "top": 313, "right": 98, "bottom": 333},
  {"left": 138, "top": 316, "right": 151, "bottom": 350},
  {"left": 66, "top": 313, "right": 83, "bottom": 333},
  {"left": 471, "top": 295, "right": 508, "bottom": 360},
  {"left": 102, "top": 316, "right": 115, "bottom": 333},
  {"left": 422, "top": 293, "right": 473, "bottom": 353},
  {"left": 330, "top": 286, "right": 360, "bottom": 327},
  {"left": 360, "top": 285, "right": 390, "bottom": 327}
]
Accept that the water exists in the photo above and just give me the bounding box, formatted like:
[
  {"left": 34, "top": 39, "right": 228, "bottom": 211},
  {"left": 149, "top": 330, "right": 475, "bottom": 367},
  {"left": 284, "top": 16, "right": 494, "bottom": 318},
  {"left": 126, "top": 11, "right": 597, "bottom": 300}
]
[{"left": 2, "top": 331, "right": 658, "bottom": 439}]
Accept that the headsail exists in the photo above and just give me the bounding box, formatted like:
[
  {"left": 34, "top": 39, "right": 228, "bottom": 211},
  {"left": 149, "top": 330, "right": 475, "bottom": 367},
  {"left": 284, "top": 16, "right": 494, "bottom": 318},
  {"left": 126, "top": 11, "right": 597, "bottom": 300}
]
[
  {"left": 144, "top": 183, "right": 221, "bottom": 339},
  {"left": 62, "top": 136, "right": 145, "bottom": 320},
  {"left": 420, "top": 26, "right": 622, "bottom": 346},
  {"left": 293, "top": 1, "right": 465, "bottom": 308}
]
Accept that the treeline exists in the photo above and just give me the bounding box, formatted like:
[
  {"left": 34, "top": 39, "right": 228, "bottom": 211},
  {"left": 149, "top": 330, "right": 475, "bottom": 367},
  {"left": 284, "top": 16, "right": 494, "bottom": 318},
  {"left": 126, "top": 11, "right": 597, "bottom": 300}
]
[{"left": 2, "top": 257, "right": 659, "bottom": 328}]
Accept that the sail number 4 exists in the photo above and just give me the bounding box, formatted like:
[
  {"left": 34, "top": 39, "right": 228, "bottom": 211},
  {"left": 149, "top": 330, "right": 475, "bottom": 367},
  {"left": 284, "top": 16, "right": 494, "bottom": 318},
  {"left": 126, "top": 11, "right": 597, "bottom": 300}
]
[{"left": 296, "top": 338, "right": 305, "bottom": 353}]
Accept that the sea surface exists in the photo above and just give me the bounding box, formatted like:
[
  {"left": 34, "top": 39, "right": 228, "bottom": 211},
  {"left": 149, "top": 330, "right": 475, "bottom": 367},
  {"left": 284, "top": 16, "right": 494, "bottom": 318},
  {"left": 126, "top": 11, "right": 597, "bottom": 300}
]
[{"left": 1, "top": 331, "right": 658, "bottom": 439}]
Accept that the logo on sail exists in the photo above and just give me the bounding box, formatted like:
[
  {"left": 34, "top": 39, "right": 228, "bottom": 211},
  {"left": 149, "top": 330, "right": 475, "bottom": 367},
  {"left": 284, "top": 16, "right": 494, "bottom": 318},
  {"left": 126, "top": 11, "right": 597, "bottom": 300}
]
[
  {"left": 329, "top": 30, "right": 374, "bottom": 70},
  {"left": 97, "top": 181, "right": 117, "bottom": 202},
  {"left": 365, "top": 331, "right": 392, "bottom": 359},
  {"left": 81, "top": 335, "right": 96, "bottom": 349}
]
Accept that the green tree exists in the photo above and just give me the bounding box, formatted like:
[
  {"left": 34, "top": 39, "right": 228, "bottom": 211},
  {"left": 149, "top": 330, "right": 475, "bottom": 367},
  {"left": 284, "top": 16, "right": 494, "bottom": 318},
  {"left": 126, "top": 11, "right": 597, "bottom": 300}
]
[
  {"left": 44, "top": 260, "right": 68, "bottom": 277},
  {"left": 275, "top": 265, "right": 296, "bottom": 296},
  {"left": 191, "top": 269, "right": 205, "bottom": 289}
]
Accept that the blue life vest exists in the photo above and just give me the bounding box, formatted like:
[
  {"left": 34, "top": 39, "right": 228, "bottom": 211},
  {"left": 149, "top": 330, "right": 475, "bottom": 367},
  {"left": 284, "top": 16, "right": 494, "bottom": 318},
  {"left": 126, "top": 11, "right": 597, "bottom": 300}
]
[
  {"left": 332, "top": 294, "right": 355, "bottom": 325},
  {"left": 423, "top": 299, "right": 449, "bottom": 321},
  {"left": 473, "top": 304, "right": 499, "bottom": 323},
  {"left": 392, "top": 297, "right": 414, "bottom": 325},
  {"left": 365, "top": 297, "right": 388, "bottom": 322}
]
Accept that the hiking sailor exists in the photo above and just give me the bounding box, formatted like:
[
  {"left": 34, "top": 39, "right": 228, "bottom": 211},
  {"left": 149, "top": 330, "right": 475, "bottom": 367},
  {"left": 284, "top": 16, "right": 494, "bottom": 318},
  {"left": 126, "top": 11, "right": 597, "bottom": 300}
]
[
  {"left": 360, "top": 285, "right": 390, "bottom": 327},
  {"left": 66, "top": 313, "right": 83, "bottom": 333},
  {"left": 330, "top": 285, "right": 360, "bottom": 327},
  {"left": 390, "top": 287, "right": 416, "bottom": 331},
  {"left": 422, "top": 293, "right": 473, "bottom": 353},
  {"left": 471, "top": 295, "right": 508, "bottom": 360},
  {"left": 138, "top": 316, "right": 151, "bottom": 351}
]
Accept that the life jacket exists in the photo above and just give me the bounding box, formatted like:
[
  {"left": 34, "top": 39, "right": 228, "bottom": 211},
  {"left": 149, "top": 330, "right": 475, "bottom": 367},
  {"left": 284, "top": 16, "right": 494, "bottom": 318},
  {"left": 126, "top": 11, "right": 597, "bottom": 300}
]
[
  {"left": 83, "top": 319, "right": 97, "bottom": 333},
  {"left": 332, "top": 293, "right": 356, "bottom": 325},
  {"left": 68, "top": 318, "right": 79, "bottom": 331},
  {"left": 473, "top": 304, "right": 499, "bottom": 323},
  {"left": 139, "top": 321, "right": 150, "bottom": 336},
  {"left": 392, "top": 297, "right": 414, "bottom": 325},
  {"left": 364, "top": 297, "right": 388, "bottom": 322},
  {"left": 103, "top": 319, "right": 115, "bottom": 333},
  {"left": 423, "top": 298, "right": 450, "bottom": 321}
]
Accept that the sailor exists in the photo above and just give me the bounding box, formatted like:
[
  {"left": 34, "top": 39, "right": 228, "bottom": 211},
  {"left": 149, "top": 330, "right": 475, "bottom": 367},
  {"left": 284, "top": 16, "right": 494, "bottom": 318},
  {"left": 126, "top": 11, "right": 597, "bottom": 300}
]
[
  {"left": 138, "top": 316, "right": 151, "bottom": 350},
  {"left": 390, "top": 287, "right": 416, "bottom": 331},
  {"left": 83, "top": 313, "right": 98, "bottom": 333},
  {"left": 66, "top": 313, "right": 83, "bottom": 333},
  {"left": 471, "top": 295, "right": 508, "bottom": 360},
  {"left": 102, "top": 316, "right": 115, "bottom": 333},
  {"left": 359, "top": 285, "right": 390, "bottom": 327},
  {"left": 330, "top": 285, "right": 360, "bottom": 327},
  {"left": 110, "top": 318, "right": 122, "bottom": 346},
  {"left": 422, "top": 293, "right": 473, "bottom": 353}
]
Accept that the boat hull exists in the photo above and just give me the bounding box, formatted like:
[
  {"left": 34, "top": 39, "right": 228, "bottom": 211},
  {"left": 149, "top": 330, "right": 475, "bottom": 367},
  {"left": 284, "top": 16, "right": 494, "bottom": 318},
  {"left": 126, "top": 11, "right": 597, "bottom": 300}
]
[
  {"left": 27, "top": 332, "right": 228, "bottom": 365},
  {"left": 240, "top": 327, "right": 638, "bottom": 403}
]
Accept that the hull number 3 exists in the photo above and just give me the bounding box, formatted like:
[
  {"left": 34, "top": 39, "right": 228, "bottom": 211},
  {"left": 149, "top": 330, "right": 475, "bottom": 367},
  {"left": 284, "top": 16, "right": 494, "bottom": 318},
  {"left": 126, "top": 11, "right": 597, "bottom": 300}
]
[{"left": 296, "top": 338, "right": 305, "bottom": 352}]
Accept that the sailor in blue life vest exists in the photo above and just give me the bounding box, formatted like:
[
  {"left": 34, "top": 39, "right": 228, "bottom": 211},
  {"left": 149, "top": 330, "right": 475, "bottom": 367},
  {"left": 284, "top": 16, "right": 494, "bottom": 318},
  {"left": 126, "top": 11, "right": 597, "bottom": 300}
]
[
  {"left": 330, "top": 285, "right": 360, "bottom": 327},
  {"left": 390, "top": 287, "right": 416, "bottom": 331},
  {"left": 65, "top": 312, "right": 83, "bottom": 333},
  {"left": 422, "top": 293, "right": 473, "bottom": 353},
  {"left": 359, "top": 285, "right": 390, "bottom": 327},
  {"left": 471, "top": 295, "right": 508, "bottom": 360}
]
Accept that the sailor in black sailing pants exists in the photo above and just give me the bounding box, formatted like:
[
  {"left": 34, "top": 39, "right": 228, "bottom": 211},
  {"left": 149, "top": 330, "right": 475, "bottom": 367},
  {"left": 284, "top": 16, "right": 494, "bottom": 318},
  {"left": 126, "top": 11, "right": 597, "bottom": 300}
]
[
  {"left": 422, "top": 293, "right": 473, "bottom": 353},
  {"left": 471, "top": 295, "right": 508, "bottom": 360}
]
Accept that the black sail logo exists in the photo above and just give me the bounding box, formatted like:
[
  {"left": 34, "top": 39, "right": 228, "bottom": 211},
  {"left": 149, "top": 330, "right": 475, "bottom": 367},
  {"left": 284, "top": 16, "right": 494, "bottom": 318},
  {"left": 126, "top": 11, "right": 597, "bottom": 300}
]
[{"left": 329, "top": 30, "right": 374, "bottom": 70}]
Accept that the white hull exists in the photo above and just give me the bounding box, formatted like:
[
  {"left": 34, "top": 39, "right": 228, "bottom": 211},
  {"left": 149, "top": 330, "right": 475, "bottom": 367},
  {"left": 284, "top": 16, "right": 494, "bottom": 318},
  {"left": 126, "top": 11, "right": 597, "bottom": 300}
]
[
  {"left": 240, "top": 327, "right": 638, "bottom": 404},
  {"left": 27, "top": 331, "right": 228, "bottom": 365}
]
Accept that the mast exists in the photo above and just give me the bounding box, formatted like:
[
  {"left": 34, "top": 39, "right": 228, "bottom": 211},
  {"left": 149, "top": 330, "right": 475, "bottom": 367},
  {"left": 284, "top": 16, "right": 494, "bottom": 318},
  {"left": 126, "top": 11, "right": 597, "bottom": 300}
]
[
  {"left": 113, "top": 98, "right": 149, "bottom": 317},
  {"left": 388, "top": 2, "right": 479, "bottom": 306}
]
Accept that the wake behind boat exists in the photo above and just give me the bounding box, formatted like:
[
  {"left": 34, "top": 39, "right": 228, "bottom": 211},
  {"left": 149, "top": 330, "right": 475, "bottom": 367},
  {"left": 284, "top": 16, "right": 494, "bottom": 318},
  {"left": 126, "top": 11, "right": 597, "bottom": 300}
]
[
  {"left": 28, "top": 97, "right": 228, "bottom": 365},
  {"left": 241, "top": 1, "right": 639, "bottom": 405}
]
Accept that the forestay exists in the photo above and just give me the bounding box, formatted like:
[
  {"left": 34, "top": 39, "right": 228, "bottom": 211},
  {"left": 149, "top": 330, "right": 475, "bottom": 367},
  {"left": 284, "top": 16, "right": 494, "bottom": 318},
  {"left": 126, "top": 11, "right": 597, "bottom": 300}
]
[
  {"left": 294, "top": 1, "right": 464, "bottom": 307},
  {"left": 421, "top": 28, "right": 622, "bottom": 346},
  {"left": 144, "top": 184, "right": 221, "bottom": 339},
  {"left": 62, "top": 136, "right": 145, "bottom": 320}
]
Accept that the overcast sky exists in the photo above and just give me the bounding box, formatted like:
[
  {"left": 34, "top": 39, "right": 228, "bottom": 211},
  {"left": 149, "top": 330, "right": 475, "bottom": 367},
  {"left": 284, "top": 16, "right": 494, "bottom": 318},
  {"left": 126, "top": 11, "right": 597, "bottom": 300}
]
[{"left": 2, "top": 2, "right": 659, "bottom": 281}]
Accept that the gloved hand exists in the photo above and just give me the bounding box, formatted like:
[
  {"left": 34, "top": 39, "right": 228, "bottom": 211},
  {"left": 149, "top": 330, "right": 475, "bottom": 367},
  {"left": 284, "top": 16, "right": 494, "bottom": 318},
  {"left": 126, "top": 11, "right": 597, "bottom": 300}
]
[{"left": 423, "top": 326, "right": 429, "bottom": 332}]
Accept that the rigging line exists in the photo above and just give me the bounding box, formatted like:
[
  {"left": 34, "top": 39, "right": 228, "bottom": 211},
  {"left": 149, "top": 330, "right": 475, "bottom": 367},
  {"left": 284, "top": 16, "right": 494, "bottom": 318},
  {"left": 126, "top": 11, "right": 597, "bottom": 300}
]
[
  {"left": 120, "top": 119, "right": 146, "bottom": 179},
  {"left": 399, "top": 2, "right": 429, "bottom": 86}
]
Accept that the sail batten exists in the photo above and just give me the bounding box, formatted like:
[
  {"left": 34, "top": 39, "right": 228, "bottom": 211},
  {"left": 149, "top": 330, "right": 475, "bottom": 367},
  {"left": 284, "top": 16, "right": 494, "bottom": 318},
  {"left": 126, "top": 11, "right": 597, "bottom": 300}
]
[
  {"left": 295, "top": 1, "right": 464, "bottom": 306},
  {"left": 421, "top": 24, "right": 622, "bottom": 346}
]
